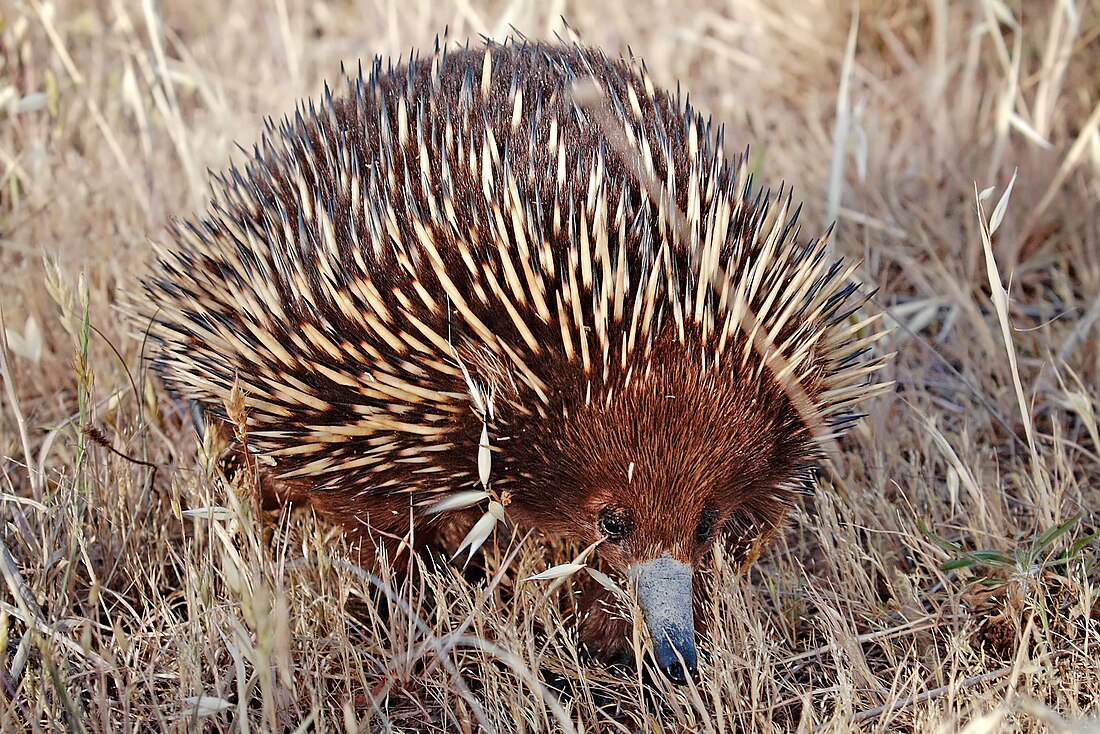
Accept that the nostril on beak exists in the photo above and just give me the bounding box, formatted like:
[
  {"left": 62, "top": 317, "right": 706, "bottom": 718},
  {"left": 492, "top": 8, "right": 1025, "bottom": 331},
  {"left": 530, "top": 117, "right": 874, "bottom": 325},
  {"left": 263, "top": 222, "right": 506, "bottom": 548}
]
[
  {"left": 646, "top": 629, "right": 699, "bottom": 686},
  {"left": 683, "top": 656, "right": 698, "bottom": 681},
  {"left": 654, "top": 635, "right": 697, "bottom": 685},
  {"left": 661, "top": 659, "right": 692, "bottom": 685}
]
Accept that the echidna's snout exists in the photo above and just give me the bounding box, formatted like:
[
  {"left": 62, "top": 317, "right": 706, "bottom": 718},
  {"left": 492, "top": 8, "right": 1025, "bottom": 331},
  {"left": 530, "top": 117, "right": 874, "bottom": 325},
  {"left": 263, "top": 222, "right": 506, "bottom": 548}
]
[{"left": 628, "top": 553, "right": 697, "bottom": 684}]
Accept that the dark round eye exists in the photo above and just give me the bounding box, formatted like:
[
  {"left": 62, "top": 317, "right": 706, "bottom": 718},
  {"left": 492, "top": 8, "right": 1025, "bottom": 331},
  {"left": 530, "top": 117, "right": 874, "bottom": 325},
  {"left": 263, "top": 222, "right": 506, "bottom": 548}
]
[
  {"left": 695, "top": 508, "right": 718, "bottom": 545},
  {"left": 598, "top": 508, "right": 629, "bottom": 541}
]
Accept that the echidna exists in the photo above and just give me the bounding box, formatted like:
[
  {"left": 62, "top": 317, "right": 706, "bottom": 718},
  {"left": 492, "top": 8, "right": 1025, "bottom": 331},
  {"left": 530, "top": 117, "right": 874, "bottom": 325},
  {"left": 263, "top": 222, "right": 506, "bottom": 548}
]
[{"left": 143, "top": 37, "right": 891, "bottom": 684}]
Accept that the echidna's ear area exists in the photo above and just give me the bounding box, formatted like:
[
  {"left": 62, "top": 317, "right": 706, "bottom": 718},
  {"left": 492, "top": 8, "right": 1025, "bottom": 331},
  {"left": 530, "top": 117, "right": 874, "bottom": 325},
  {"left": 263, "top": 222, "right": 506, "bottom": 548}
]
[{"left": 138, "top": 34, "right": 893, "bottom": 532}]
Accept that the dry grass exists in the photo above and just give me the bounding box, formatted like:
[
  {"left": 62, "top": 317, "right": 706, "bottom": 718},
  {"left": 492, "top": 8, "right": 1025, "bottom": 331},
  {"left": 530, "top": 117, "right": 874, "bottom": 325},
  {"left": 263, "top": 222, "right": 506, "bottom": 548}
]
[{"left": 2, "top": 0, "right": 1099, "bottom": 731}]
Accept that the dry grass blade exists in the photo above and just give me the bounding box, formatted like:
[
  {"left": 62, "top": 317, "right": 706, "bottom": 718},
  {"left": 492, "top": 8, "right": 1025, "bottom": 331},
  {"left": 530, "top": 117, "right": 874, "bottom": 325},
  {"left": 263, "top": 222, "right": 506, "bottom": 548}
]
[
  {"left": 826, "top": 2, "right": 860, "bottom": 227},
  {"left": 423, "top": 489, "right": 489, "bottom": 514},
  {"left": 524, "top": 562, "right": 586, "bottom": 582},
  {"left": 975, "top": 174, "right": 1044, "bottom": 489},
  {"left": 453, "top": 500, "right": 505, "bottom": 564},
  {"left": 0, "top": 309, "right": 43, "bottom": 500}
]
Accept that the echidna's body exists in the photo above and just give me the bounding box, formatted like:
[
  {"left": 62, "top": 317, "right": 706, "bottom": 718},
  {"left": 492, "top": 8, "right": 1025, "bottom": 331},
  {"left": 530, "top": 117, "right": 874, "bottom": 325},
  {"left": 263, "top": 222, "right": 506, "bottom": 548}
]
[{"left": 144, "top": 38, "right": 890, "bottom": 683}]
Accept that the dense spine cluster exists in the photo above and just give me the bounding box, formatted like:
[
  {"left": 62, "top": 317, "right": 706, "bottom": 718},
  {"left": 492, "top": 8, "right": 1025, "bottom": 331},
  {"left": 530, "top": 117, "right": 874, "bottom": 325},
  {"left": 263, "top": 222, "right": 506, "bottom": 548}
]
[{"left": 147, "top": 38, "right": 886, "bottom": 502}]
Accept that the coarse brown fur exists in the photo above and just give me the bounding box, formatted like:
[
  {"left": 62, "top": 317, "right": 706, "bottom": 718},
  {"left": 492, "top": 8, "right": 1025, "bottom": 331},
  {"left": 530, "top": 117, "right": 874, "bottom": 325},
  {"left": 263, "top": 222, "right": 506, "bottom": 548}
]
[{"left": 141, "top": 36, "right": 890, "bottom": 674}]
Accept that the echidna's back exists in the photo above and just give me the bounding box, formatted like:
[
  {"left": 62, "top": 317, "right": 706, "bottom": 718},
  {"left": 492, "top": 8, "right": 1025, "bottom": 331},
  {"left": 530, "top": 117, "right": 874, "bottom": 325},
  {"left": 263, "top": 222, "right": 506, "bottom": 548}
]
[{"left": 143, "top": 38, "right": 880, "bottom": 505}]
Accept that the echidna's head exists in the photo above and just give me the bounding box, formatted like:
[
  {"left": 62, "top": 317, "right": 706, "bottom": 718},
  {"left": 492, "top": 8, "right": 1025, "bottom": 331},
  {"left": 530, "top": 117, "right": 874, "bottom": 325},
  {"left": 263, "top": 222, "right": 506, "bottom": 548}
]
[{"left": 501, "top": 336, "right": 819, "bottom": 683}]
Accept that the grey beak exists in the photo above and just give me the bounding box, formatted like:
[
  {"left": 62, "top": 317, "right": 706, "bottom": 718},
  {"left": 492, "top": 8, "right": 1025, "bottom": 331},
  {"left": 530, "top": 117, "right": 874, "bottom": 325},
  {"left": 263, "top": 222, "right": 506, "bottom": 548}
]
[{"left": 627, "top": 553, "right": 697, "bottom": 684}]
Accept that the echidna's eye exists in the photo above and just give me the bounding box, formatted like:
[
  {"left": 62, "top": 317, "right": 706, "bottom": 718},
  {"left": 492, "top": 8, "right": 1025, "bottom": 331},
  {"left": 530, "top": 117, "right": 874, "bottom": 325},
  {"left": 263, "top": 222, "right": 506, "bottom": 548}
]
[
  {"left": 598, "top": 508, "right": 629, "bottom": 541},
  {"left": 695, "top": 508, "right": 718, "bottom": 545}
]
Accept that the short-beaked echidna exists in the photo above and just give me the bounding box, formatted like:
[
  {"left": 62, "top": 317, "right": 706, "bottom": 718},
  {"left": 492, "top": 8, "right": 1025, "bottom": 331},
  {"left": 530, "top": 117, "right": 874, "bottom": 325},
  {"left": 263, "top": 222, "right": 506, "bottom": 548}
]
[{"left": 142, "top": 37, "right": 892, "bottom": 683}]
